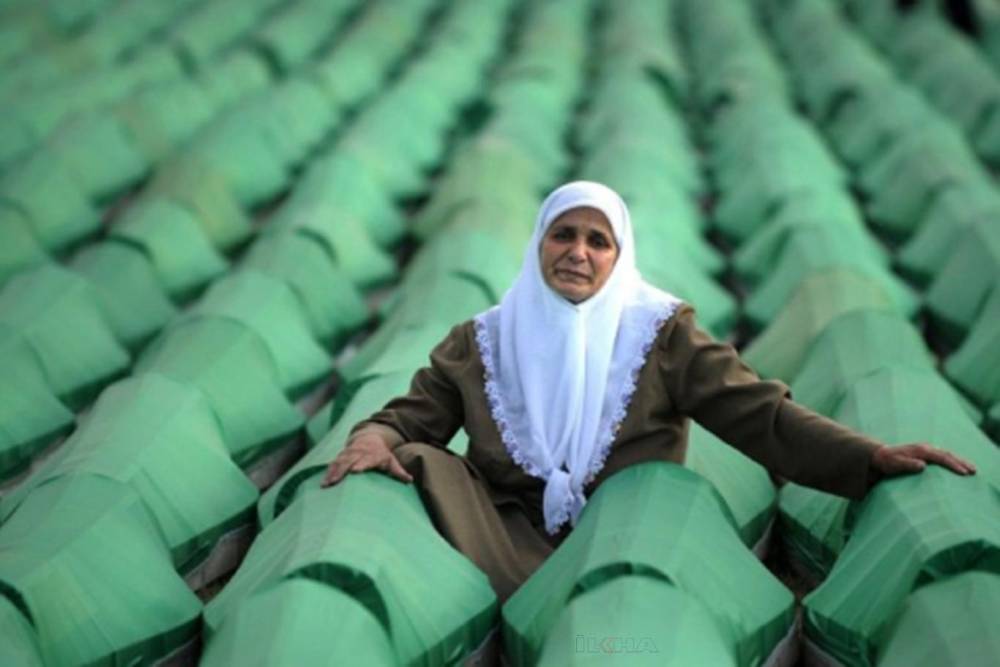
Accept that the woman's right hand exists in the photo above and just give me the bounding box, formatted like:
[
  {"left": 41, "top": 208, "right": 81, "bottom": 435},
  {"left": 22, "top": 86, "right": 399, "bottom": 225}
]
[{"left": 320, "top": 434, "right": 414, "bottom": 487}]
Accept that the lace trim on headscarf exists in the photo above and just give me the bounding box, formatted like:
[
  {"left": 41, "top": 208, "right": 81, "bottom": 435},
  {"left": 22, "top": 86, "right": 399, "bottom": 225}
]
[
  {"left": 474, "top": 313, "right": 546, "bottom": 479},
  {"left": 584, "top": 299, "right": 682, "bottom": 484}
]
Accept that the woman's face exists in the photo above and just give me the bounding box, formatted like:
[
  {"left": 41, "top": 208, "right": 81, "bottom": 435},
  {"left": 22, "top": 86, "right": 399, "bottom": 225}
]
[{"left": 540, "top": 206, "right": 619, "bottom": 303}]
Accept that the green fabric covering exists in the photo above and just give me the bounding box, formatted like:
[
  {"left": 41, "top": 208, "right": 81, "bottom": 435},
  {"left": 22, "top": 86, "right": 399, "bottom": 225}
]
[
  {"left": 0, "top": 596, "right": 43, "bottom": 667},
  {"left": 0, "top": 151, "right": 100, "bottom": 252},
  {"left": 241, "top": 233, "right": 369, "bottom": 345},
  {"left": 184, "top": 270, "right": 331, "bottom": 396},
  {"left": 825, "top": 85, "right": 935, "bottom": 169},
  {"left": 897, "top": 185, "right": 1000, "bottom": 285},
  {"left": 0, "top": 325, "right": 74, "bottom": 481},
  {"left": 259, "top": 371, "right": 414, "bottom": 526},
  {"left": 803, "top": 469, "right": 1000, "bottom": 667},
  {"left": 879, "top": 571, "right": 1000, "bottom": 667},
  {"left": 201, "top": 579, "right": 396, "bottom": 667},
  {"left": 148, "top": 157, "right": 253, "bottom": 252},
  {"left": 925, "top": 221, "right": 1000, "bottom": 344},
  {"left": 781, "top": 365, "right": 1000, "bottom": 582},
  {"left": 0, "top": 205, "right": 48, "bottom": 284},
  {"left": 0, "top": 474, "right": 202, "bottom": 667},
  {"left": 253, "top": 0, "right": 358, "bottom": 71},
  {"left": 134, "top": 317, "right": 303, "bottom": 467},
  {"left": 537, "top": 576, "right": 736, "bottom": 666},
  {"left": 113, "top": 79, "right": 217, "bottom": 161},
  {"left": 0, "top": 264, "right": 129, "bottom": 408},
  {"left": 263, "top": 78, "right": 337, "bottom": 160},
  {"left": 743, "top": 226, "right": 918, "bottom": 331},
  {"left": 732, "top": 190, "right": 886, "bottom": 285},
  {"left": 636, "top": 250, "right": 736, "bottom": 339},
  {"left": 789, "top": 310, "right": 941, "bottom": 416},
  {"left": 945, "top": 287, "right": 1000, "bottom": 406},
  {"left": 502, "top": 463, "right": 793, "bottom": 667},
  {"left": 169, "top": 0, "right": 272, "bottom": 67},
  {"left": 0, "top": 374, "right": 258, "bottom": 572},
  {"left": 69, "top": 242, "right": 177, "bottom": 350},
  {"left": 198, "top": 51, "right": 272, "bottom": 109},
  {"left": 858, "top": 130, "right": 982, "bottom": 239},
  {"left": 112, "top": 198, "right": 229, "bottom": 301},
  {"left": 340, "top": 284, "right": 487, "bottom": 383},
  {"left": 685, "top": 423, "right": 776, "bottom": 548},
  {"left": 189, "top": 116, "right": 291, "bottom": 208},
  {"left": 206, "top": 478, "right": 497, "bottom": 666},
  {"left": 272, "top": 152, "right": 405, "bottom": 248},
  {"left": 46, "top": 112, "right": 148, "bottom": 201},
  {"left": 743, "top": 269, "right": 897, "bottom": 382},
  {"left": 266, "top": 210, "right": 396, "bottom": 289}
]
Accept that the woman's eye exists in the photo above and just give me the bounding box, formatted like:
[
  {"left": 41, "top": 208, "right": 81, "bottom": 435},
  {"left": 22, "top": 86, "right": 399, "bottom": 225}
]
[
  {"left": 589, "top": 234, "right": 610, "bottom": 249},
  {"left": 553, "top": 228, "right": 574, "bottom": 241}
]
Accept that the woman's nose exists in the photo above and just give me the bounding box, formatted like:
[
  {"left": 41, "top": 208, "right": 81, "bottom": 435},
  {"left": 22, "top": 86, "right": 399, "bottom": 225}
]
[{"left": 568, "top": 241, "right": 587, "bottom": 262}]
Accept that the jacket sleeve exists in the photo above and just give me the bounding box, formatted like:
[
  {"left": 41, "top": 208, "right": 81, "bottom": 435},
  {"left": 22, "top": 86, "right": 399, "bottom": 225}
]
[
  {"left": 662, "top": 307, "right": 882, "bottom": 499},
  {"left": 348, "top": 323, "right": 467, "bottom": 450}
]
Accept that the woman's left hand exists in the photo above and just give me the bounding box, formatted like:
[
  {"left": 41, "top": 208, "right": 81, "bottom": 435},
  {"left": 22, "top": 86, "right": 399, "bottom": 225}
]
[{"left": 871, "top": 443, "right": 977, "bottom": 478}]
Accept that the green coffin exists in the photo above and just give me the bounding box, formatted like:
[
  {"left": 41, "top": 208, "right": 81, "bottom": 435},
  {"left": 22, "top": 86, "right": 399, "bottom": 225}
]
[
  {"left": 111, "top": 197, "right": 229, "bottom": 301},
  {"left": 0, "top": 373, "right": 258, "bottom": 571},
  {"left": 134, "top": 317, "right": 303, "bottom": 467},
  {"left": 206, "top": 476, "right": 497, "bottom": 666},
  {"left": 0, "top": 474, "right": 202, "bottom": 667},
  {"left": 503, "top": 463, "right": 793, "bottom": 667}
]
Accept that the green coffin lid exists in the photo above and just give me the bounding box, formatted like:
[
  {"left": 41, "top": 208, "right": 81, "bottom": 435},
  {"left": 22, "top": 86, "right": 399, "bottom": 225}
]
[
  {"left": 0, "top": 151, "right": 100, "bottom": 252},
  {"left": 134, "top": 317, "right": 303, "bottom": 467},
  {"left": 197, "top": 50, "right": 272, "bottom": 109},
  {"left": 207, "top": 477, "right": 497, "bottom": 666},
  {"left": 0, "top": 596, "right": 43, "bottom": 667},
  {"left": 148, "top": 156, "right": 253, "bottom": 252},
  {"left": 113, "top": 79, "right": 217, "bottom": 161},
  {"left": 743, "top": 226, "right": 918, "bottom": 332},
  {"left": 733, "top": 190, "right": 885, "bottom": 285},
  {"left": 69, "top": 242, "right": 177, "bottom": 350},
  {"left": 743, "top": 269, "right": 897, "bottom": 382},
  {"left": 271, "top": 152, "right": 405, "bottom": 248},
  {"left": 789, "top": 310, "right": 936, "bottom": 416},
  {"left": 0, "top": 325, "right": 74, "bottom": 481},
  {"left": 924, "top": 220, "right": 1000, "bottom": 344},
  {"left": 896, "top": 186, "right": 1000, "bottom": 286},
  {"left": 259, "top": 371, "right": 414, "bottom": 526},
  {"left": 0, "top": 474, "right": 202, "bottom": 667},
  {"left": 859, "top": 130, "right": 981, "bottom": 239},
  {"left": 502, "top": 463, "right": 793, "bottom": 667},
  {"left": 0, "top": 264, "right": 129, "bottom": 408},
  {"left": 241, "top": 232, "right": 369, "bottom": 345},
  {"left": 46, "top": 112, "right": 148, "bottom": 201},
  {"left": 537, "top": 576, "right": 736, "bottom": 667},
  {"left": 201, "top": 578, "right": 396, "bottom": 667},
  {"left": 878, "top": 571, "right": 1000, "bottom": 667},
  {"left": 945, "top": 287, "right": 1000, "bottom": 406},
  {"left": 803, "top": 469, "right": 1000, "bottom": 667},
  {"left": 0, "top": 204, "right": 49, "bottom": 285},
  {"left": 253, "top": 0, "right": 359, "bottom": 71},
  {"left": 112, "top": 197, "right": 229, "bottom": 301},
  {"left": 636, "top": 249, "right": 737, "bottom": 340},
  {"left": 186, "top": 119, "right": 290, "bottom": 209},
  {"left": 1, "top": 373, "right": 258, "bottom": 571},
  {"left": 184, "top": 270, "right": 331, "bottom": 396},
  {"left": 686, "top": 423, "right": 776, "bottom": 548}
]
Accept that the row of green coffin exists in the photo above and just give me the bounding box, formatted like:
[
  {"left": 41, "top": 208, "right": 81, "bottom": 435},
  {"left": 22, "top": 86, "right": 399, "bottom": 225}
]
[
  {"left": 222, "top": 452, "right": 785, "bottom": 667},
  {"left": 0, "top": 0, "right": 453, "bottom": 280},
  {"left": 865, "top": 6, "right": 1000, "bottom": 166},
  {"left": 764, "top": 0, "right": 1000, "bottom": 316},
  {"left": 0, "top": 262, "right": 349, "bottom": 480},
  {"left": 675, "top": 0, "right": 789, "bottom": 113},
  {"left": 0, "top": 0, "right": 531, "bottom": 482}
]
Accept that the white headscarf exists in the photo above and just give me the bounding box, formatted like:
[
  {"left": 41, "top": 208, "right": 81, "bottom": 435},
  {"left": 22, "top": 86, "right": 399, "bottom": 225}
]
[{"left": 473, "top": 181, "right": 683, "bottom": 534}]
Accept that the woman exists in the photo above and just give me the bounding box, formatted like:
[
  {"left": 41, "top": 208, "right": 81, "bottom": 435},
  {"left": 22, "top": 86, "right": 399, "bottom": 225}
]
[{"left": 321, "top": 181, "right": 976, "bottom": 603}]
